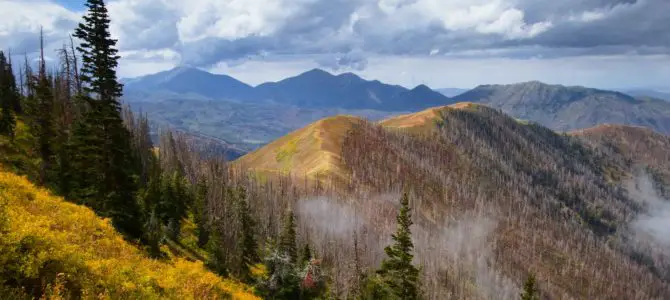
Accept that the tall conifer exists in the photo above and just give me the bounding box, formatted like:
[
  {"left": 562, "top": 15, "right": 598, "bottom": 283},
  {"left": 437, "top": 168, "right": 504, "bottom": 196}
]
[
  {"left": 0, "top": 52, "right": 16, "bottom": 138},
  {"left": 279, "top": 210, "right": 298, "bottom": 264},
  {"left": 520, "top": 273, "right": 540, "bottom": 300},
  {"left": 32, "top": 28, "right": 56, "bottom": 185},
  {"left": 71, "top": 0, "right": 142, "bottom": 238},
  {"left": 377, "top": 192, "right": 421, "bottom": 300},
  {"left": 235, "top": 187, "right": 259, "bottom": 281}
]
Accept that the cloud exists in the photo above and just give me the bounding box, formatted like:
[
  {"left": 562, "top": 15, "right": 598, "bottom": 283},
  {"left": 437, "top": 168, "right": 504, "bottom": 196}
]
[
  {"left": 627, "top": 172, "right": 670, "bottom": 247},
  {"left": 0, "top": 0, "right": 78, "bottom": 53},
  {"left": 100, "top": 0, "right": 670, "bottom": 70},
  {"left": 315, "top": 51, "right": 368, "bottom": 71},
  {"left": 0, "top": 0, "right": 668, "bottom": 79}
]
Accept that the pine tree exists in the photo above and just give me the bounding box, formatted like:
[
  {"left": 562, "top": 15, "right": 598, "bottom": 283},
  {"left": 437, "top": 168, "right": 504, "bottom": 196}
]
[
  {"left": 144, "top": 208, "right": 163, "bottom": 258},
  {"left": 71, "top": 0, "right": 143, "bottom": 239},
  {"left": 207, "top": 218, "right": 227, "bottom": 276},
  {"left": 32, "top": 29, "right": 56, "bottom": 185},
  {"left": 279, "top": 210, "right": 298, "bottom": 264},
  {"left": 235, "top": 186, "right": 259, "bottom": 281},
  {"left": 194, "top": 177, "right": 209, "bottom": 248},
  {"left": 0, "top": 51, "right": 16, "bottom": 139},
  {"left": 5, "top": 50, "right": 21, "bottom": 115},
  {"left": 257, "top": 243, "right": 301, "bottom": 300},
  {"left": 376, "top": 192, "right": 420, "bottom": 300},
  {"left": 300, "top": 243, "right": 312, "bottom": 267},
  {"left": 520, "top": 273, "right": 540, "bottom": 300},
  {"left": 68, "top": 103, "right": 105, "bottom": 207}
]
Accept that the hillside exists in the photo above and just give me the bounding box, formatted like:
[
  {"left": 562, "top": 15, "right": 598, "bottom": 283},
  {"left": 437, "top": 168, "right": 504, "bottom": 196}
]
[
  {"left": 454, "top": 81, "right": 670, "bottom": 134},
  {"left": 123, "top": 71, "right": 670, "bottom": 155},
  {"left": 572, "top": 124, "right": 670, "bottom": 192},
  {"left": 380, "top": 102, "right": 479, "bottom": 131},
  {"left": 234, "top": 103, "right": 670, "bottom": 299},
  {"left": 0, "top": 169, "right": 258, "bottom": 299},
  {"left": 622, "top": 89, "right": 670, "bottom": 101},
  {"left": 234, "top": 103, "right": 478, "bottom": 179},
  {"left": 127, "top": 97, "right": 395, "bottom": 152},
  {"left": 234, "top": 115, "right": 364, "bottom": 181}
]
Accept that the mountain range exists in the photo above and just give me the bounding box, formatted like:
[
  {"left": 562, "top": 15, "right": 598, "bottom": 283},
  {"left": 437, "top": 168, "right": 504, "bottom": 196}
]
[
  {"left": 123, "top": 67, "right": 670, "bottom": 155},
  {"left": 623, "top": 89, "right": 670, "bottom": 101},
  {"left": 125, "top": 67, "right": 454, "bottom": 111},
  {"left": 453, "top": 81, "right": 670, "bottom": 134}
]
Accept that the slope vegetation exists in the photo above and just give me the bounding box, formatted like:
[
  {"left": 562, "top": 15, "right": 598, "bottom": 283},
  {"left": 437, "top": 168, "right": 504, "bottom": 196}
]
[
  {"left": 380, "top": 102, "right": 479, "bottom": 131},
  {"left": 234, "top": 115, "right": 364, "bottom": 181},
  {"left": 235, "top": 102, "right": 670, "bottom": 299},
  {"left": 0, "top": 169, "right": 258, "bottom": 299},
  {"left": 573, "top": 124, "right": 670, "bottom": 193}
]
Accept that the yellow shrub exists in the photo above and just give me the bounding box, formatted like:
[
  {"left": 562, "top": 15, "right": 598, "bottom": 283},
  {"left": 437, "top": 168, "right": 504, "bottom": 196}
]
[{"left": 0, "top": 170, "right": 259, "bottom": 299}]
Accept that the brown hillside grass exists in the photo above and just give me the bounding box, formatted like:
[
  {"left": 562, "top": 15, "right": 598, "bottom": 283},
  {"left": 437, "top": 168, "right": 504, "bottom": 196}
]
[{"left": 234, "top": 115, "right": 364, "bottom": 182}]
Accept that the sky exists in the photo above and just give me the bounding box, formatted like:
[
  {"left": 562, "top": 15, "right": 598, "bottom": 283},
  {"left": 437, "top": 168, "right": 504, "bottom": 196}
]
[{"left": 1, "top": 0, "right": 669, "bottom": 90}]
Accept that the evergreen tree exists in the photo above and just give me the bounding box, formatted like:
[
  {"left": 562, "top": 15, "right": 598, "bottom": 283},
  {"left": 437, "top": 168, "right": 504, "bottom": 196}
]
[
  {"left": 68, "top": 103, "right": 105, "bottom": 207},
  {"left": 5, "top": 51, "right": 21, "bottom": 115},
  {"left": 32, "top": 30, "right": 56, "bottom": 185},
  {"left": 520, "top": 273, "right": 540, "bottom": 300},
  {"left": 71, "top": 0, "right": 143, "bottom": 239},
  {"left": 235, "top": 186, "right": 259, "bottom": 281},
  {"left": 279, "top": 210, "right": 298, "bottom": 264},
  {"left": 0, "top": 51, "right": 16, "bottom": 139},
  {"left": 194, "top": 177, "right": 209, "bottom": 248},
  {"left": 300, "top": 243, "right": 312, "bottom": 267},
  {"left": 144, "top": 208, "right": 163, "bottom": 258},
  {"left": 257, "top": 244, "right": 301, "bottom": 300},
  {"left": 206, "top": 218, "right": 227, "bottom": 276},
  {"left": 154, "top": 171, "right": 190, "bottom": 240},
  {"left": 376, "top": 192, "right": 420, "bottom": 300}
]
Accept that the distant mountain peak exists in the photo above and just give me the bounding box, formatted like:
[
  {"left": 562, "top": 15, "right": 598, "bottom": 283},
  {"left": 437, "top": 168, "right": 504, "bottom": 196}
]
[
  {"left": 412, "top": 84, "right": 433, "bottom": 91},
  {"left": 337, "top": 72, "right": 363, "bottom": 81},
  {"left": 302, "top": 68, "right": 334, "bottom": 77}
]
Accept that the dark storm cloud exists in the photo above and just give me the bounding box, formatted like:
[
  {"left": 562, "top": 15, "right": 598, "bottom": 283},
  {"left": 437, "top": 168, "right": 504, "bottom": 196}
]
[
  {"left": 2, "top": 0, "right": 668, "bottom": 71},
  {"left": 177, "top": 0, "right": 668, "bottom": 69},
  {"left": 521, "top": 0, "right": 670, "bottom": 49}
]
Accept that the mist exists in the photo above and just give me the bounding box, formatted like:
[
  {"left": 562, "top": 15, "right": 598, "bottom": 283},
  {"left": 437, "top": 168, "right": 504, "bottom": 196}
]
[{"left": 627, "top": 172, "right": 670, "bottom": 247}]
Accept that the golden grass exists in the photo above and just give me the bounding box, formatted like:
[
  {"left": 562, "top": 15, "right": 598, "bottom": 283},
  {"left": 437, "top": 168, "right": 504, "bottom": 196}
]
[
  {"left": 379, "top": 102, "right": 480, "bottom": 131},
  {"left": 234, "top": 115, "right": 364, "bottom": 181},
  {"left": 0, "top": 170, "right": 259, "bottom": 300},
  {"left": 235, "top": 103, "right": 484, "bottom": 180}
]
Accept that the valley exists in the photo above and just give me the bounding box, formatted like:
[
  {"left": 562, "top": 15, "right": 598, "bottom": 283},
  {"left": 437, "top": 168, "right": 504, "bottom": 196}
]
[{"left": 124, "top": 68, "right": 670, "bottom": 157}]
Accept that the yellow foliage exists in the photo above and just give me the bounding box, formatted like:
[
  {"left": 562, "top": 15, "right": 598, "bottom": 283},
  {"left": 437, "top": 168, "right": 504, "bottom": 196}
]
[
  {"left": 250, "top": 263, "right": 268, "bottom": 280},
  {"left": 0, "top": 170, "right": 259, "bottom": 300}
]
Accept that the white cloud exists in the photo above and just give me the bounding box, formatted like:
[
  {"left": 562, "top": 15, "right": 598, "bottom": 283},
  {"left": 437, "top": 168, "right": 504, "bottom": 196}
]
[
  {"left": 0, "top": 0, "right": 78, "bottom": 35},
  {"left": 569, "top": 10, "right": 606, "bottom": 22},
  {"left": 379, "top": 0, "right": 553, "bottom": 39},
  {"left": 0, "top": 0, "right": 667, "bottom": 89}
]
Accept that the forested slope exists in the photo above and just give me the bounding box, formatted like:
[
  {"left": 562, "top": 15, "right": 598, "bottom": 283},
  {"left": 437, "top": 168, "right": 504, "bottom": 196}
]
[
  {"left": 0, "top": 168, "right": 257, "bottom": 299},
  {"left": 234, "top": 103, "right": 670, "bottom": 299}
]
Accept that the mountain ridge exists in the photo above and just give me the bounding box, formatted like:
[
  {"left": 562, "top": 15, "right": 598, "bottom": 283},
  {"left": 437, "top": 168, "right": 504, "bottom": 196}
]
[
  {"left": 125, "top": 67, "right": 456, "bottom": 111},
  {"left": 455, "top": 81, "right": 670, "bottom": 134},
  {"left": 232, "top": 102, "right": 670, "bottom": 299},
  {"left": 124, "top": 66, "right": 255, "bottom": 101}
]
